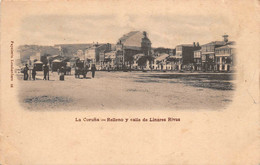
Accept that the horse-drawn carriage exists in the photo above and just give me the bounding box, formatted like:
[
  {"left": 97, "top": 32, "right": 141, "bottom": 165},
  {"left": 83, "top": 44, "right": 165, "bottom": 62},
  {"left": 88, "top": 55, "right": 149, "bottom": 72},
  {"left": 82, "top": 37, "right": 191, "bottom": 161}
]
[
  {"left": 51, "top": 59, "right": 72, "bottom": 75},
  {"left": 75, "top": 60, "right": 89, "bottom": 78}
]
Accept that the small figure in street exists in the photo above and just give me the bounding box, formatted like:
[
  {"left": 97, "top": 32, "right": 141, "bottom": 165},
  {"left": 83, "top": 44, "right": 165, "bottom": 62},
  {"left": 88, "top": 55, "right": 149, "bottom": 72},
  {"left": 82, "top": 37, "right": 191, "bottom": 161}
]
[
  {"left": 190, "top": 65, "right": 194, "bottom": 73},
  {"left": 23, "top": 64, "right": 29, "bottom": 80},
  {"left": 59, "top": 66, "right": 65, "bottom": 81},
  {"left": 32, "top": 66, "right": 36, "bottom": 80},
  {"left": 91, "top": 64, "right": 96, "bottom": 78},
  {"left": 43, "top": 64, "right": 49, "bottom": 80},
  {"left": 60, "top": 66, "right": 65, "bottom": 75}
]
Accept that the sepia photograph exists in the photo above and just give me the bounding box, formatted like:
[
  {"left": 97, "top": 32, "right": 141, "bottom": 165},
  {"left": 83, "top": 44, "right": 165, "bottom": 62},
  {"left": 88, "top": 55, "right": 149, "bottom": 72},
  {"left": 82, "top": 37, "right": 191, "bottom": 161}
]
[{"left": 16, "top": 13, "right": 237, "bottom": 110}]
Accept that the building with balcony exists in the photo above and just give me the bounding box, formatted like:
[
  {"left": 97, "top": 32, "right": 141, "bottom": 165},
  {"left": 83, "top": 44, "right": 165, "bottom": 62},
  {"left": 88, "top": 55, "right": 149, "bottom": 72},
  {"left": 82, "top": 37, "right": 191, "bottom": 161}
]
[
  {"left": 200, "top": 35, "right": 233, "bottom": 71},
  {"left": 200, "top": 41, "right": 226, "bottom": 71},
  {"left": 215, "top": 42, "right": 235, "bottom": 72}
]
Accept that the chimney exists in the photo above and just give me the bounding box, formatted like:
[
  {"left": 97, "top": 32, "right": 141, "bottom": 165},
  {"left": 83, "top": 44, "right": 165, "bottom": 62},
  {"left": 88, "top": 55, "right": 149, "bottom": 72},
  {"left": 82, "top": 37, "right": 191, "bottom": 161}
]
[
  {"left": 223, "top": 34, "right": 229, "bottom": 43},
  {"left": 197, "top": 42, "right": 200, "bottom": 47},
  {"left": 193, "top": 42, "right": 196, "bottom": 47}
]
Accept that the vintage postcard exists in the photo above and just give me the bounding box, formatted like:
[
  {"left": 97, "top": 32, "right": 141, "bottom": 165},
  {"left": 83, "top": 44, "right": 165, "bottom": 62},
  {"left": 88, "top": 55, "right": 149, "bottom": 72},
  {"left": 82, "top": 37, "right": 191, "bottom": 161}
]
[{"left": 0, "top": 0, "right": 259, "bottom": 164}]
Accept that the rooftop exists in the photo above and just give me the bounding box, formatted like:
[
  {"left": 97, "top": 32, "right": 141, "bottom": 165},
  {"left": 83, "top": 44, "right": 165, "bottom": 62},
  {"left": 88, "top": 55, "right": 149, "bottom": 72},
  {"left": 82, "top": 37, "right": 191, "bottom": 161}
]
[
  {"left": 133, "top": 53, "right": 145, "bottom": 60},
  {"left": 176, "top": 44, "right": 195, "bottom": 47},
  {"left": 201, "top": 41, "right": 226, "bottom": 46},
  {"left": 155, "top": 53, "right": 170, "bottom": 61},
  {"left": 118, "top": 31, "right": 151, "bottom": 48},
  {"left": 201, "top": 40, "right": 235, "bottom": 47},
  {"left": 215, "top": 44, "right": 236, "bottom": 50}
]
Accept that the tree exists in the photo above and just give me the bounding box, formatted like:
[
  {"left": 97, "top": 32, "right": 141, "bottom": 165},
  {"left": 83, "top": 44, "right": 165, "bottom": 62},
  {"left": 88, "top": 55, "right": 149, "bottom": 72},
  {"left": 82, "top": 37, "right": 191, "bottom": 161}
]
[
  {"left": 137, "top": 55, "right": 154, "bottom": 68},
  {"left": 125, "top": 55, "right": 134, "bottom": 70}
]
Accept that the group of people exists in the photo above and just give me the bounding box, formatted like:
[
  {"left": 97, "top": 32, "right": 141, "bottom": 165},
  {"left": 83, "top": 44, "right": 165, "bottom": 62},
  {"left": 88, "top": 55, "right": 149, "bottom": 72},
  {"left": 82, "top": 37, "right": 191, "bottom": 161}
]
[
  {"left": 22, "top": 63, "right": 96, "bottom": 81},
  {"left": 23, "top": 64, "right": 49, "bottom": 80}
]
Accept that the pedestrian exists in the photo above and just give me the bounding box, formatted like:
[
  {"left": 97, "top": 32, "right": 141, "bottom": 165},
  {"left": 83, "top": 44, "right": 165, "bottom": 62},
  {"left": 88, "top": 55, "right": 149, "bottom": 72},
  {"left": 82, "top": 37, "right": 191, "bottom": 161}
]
[
  {"left": 190, "top": 65, "right": 193, "bottom": 73},
  {"left": 59, "top": 66, "right": 65, "bottom": 81},
  {"left": 91, "top": 64, "right": 96, "bottom": 78},
  {"left": 23, "top": 64, "right": 29, "bottom": 80},
  {"left": 60, "top": 66, "right": 65, "bottom": 75},
  {"left": 32, "top": 66, "right": 36, "bottom": 80},
  {"left": 43, "top": 64, "right": 49, "bottom": 80}
]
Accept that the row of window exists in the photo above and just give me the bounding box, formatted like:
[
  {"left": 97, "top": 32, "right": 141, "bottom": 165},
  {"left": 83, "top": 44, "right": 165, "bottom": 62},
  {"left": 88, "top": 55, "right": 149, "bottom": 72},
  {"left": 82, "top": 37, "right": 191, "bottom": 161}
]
[
  {"left": 215, "top": 49, "right": 231, "bottom": 54},
  {"left": 201, "top": 46, "right": 214, "bottom": 52}
]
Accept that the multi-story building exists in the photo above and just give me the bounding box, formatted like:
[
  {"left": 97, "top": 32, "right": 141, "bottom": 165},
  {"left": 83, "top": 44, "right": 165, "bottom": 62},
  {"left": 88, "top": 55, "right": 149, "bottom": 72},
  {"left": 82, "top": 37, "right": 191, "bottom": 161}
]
[
  {"left": 175, "top": 42, "right": 200, "bottom": 70},
  {"left": 215, "top": 41, "right": 235, "bottom": 72},
  {"left": 193, "top": 50, "right": 202, "bottom": 71},
  {"left": 200, "top": 41, "right": 226, "bottom": 71},
  {"left": 99, "top": 50, "right": 117, "bottom": 70},
  {"left": 84, "top": 43, "right": 111, "bottom": 65},
  {"left": 115, "top": 31, "right": 152, "bottom": 69},
  {"left": 200, "top": 35, "right": 234, "bottom": 71}
]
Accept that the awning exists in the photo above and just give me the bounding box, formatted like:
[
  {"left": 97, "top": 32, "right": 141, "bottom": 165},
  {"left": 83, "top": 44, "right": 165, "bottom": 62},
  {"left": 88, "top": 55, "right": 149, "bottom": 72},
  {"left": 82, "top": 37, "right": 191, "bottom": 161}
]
[
  {"left": 52, "top": 59, "right": 62, "bottom": 63},
  {"left": 34, "top": 61, "right": 43, "bottom": 64},
  {"left": 201, "top": 52, "right": 214, "bottom": 55}
]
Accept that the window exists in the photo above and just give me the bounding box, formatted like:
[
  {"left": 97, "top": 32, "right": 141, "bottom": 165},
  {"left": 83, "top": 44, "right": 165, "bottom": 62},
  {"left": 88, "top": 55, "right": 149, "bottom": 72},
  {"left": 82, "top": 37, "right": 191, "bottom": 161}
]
[{"left": 176, "top": 46, "right": 182, "bottom": 51}]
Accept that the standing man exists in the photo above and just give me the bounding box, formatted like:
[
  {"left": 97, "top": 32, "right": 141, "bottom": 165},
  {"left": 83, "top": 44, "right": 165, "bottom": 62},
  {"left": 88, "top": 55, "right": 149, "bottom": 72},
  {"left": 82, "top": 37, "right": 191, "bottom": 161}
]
[
  {"left": 23, "top": 64, "right": 29, "bottom": 80},
  {"left": 43, "top": 64, "right": 49, "bottom": 80},
  {"left": 91, "top": 64, "right": 96, "bottom": 78},
  {"left": 59, "top": 66, "right": 65, "bottom": 81},
  {"left": 32, "top": 66, "right": 37, "bottom": 80}
]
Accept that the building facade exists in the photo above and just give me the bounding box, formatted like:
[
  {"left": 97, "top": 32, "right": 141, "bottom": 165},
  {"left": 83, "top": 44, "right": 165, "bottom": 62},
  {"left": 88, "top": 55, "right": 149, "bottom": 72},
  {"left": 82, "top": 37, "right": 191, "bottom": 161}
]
[
  {"left": 84, "top": 43, "right": 111, "bottom": 65},
  {"left": 200, "top": 41, "right": 226, "bottom": 71},
  {"left": 115, "top": 31, "right": 152, "bottom": 69},
  {"left": 215, "top": 43, "right": 235, "bottom": 72},
  {"left": 175, "top": 42, "right": 200, "bottom": 70},
  {"left": 99, "top": 50, "right": 117, "bottom": 70},
  {"left": 200, "top": 35, "right": 235, "bottom": 71},
  {"left": 193, "top": 50, "right": 202, "bottom": 71}
]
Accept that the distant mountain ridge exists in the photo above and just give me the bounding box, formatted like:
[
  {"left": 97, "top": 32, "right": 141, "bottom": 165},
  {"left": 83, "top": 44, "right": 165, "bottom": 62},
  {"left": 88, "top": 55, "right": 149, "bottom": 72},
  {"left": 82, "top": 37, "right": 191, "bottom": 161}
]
[
  {"left": 18, "top": 43, "right": 103, "bottom": 61},
  {"left": 18, "top": 45, "right": 60, "bottom": 62}
]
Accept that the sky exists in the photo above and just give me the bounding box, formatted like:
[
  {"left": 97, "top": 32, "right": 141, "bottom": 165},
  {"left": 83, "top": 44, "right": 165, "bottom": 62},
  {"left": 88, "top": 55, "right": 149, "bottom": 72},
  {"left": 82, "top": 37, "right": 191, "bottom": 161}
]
[{"left": 19, "top": 3, "right": 237, "bottom": 48}]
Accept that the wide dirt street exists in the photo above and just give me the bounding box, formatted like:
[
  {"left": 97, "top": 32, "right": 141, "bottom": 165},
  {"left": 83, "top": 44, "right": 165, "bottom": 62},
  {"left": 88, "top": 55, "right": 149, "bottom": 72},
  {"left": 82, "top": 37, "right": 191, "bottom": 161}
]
[{"left": 18, "top": 71, "right": 236, "bottom": 110}]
